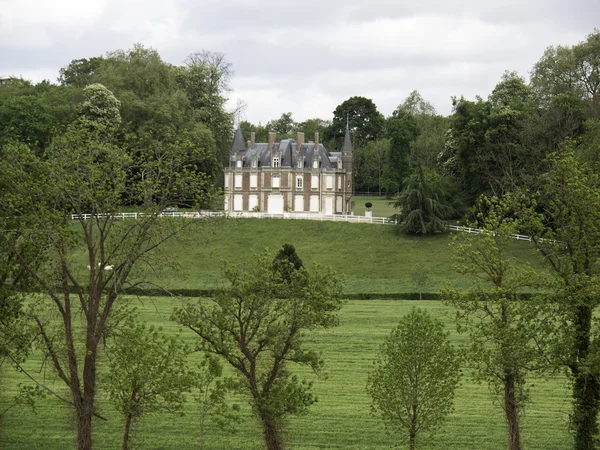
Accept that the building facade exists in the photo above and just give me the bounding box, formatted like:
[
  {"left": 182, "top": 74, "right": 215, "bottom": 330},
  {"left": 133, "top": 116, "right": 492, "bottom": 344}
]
[{"left": 224, "top": 126, "right": 353, "bottom": 214}]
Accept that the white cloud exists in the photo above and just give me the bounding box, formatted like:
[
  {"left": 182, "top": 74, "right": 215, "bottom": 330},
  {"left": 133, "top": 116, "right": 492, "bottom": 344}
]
[{"left": 1, "top": 0, "right": 599, "bottom": 123}]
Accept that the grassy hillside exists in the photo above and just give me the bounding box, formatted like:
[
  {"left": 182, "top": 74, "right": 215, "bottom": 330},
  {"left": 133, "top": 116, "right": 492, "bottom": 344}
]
[
  {"left": 90, "top": 217, "right": 545, "bottom": 294},
  {"left": 0, "top": 298, "right": 571, "bottom": 450}
]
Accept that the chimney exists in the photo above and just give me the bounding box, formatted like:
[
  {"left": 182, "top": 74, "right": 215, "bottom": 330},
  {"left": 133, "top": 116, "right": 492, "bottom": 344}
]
[
  {"left": 251, "top": 131, "right": 256, "bottom": 149},
  {"left": 268, "top": 131, "right": 276, "bottom": 150},
  {"left": 314, "top": 131, "right": 320, "bottom": 150},
  {"left": 297, "top": 131, "right": 305, "bottom": 149}
]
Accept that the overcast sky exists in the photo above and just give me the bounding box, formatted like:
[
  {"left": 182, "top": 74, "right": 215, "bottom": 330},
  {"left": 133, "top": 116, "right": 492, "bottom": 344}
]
[{"left": 1, "top": 0, "right": 598, "bottom": 124}]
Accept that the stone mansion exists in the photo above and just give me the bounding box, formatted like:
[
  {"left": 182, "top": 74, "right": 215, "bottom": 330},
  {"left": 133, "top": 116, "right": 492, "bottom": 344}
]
[{"left": 224, "top": 126, "right": 354, "bottom": 215}]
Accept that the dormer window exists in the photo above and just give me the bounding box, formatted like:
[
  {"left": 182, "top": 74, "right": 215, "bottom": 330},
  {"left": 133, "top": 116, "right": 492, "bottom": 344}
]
[
  {"left": 237, "top": 159, "right": 242, "bottom": 168},
  {"left": 273, "top": 157, "right": 280, "bottom": 168},
  {"left": 298, "top": 159, "right": 303, "bottom": 169},
  {"left": 313, "top": 159, "right": 318, "bottom": 169},
  {"left": 252, "top": 159, "right": 257, "bottom": 169}
]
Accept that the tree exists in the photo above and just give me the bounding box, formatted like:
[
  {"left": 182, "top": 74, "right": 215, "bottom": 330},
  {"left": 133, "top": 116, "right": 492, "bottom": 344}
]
[
  {"left": 192, "top": 355, "right": 240, "bottom": 450},
  {"left": 359, "top": 139, "right": 390, "bottom": 194},
  {"left": 58, "top": 57, "right": 103, "bottom": 88},
  {"left": 445, "top": 194, "right": 548, "bottom": 450},
  {"left": 324, "top": 96, "right": 384, "bottom": 150},
  {"left": 173, "top": 250, "right": 343, "bottom": 450},
  {"left": 391, "top": 166, "right": 455, "bottom": 235},
  {"left": 272, "top": 243, "right": 303, "bottom": 283},
  {"left": 531, "top": 29, "right": 600, "bottom": 105},
  {"left": 105, "top": 322, "right": 192, "bottom": 450},
  {"left": 396, "top": 90, "right": 437, "bottom": 116},
  {"left": 518, "top": 146, "right": 600, "bottom": 450},
  {"left": 385, "top": 110, "right": 419, "bottom": 193},
  {"left": 0, "top": 84, "right": 215, "bottom": 449},
  {"left": 410, "top": 264, "right": 429, "bottom": 301},
  {"left": 297, "top": 118, "right": 331, "bottom": 142},
  {"left": 0, "top": 81, "right": 81, "bottom": 155},
  {"left": 267, "top": 112, "right": 296, "bottom": 139},
  {"left": 367, "top": 307, "right": 461, "bottom": 450}
]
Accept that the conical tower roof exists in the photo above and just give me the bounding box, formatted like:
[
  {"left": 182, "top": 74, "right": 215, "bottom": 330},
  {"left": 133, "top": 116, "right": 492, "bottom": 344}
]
[
  {"left": 230, "top": 127, "right": 246, "bottom": 152},
  {"left": 341, "top": 121, "right": 353, "bottom": 152}
]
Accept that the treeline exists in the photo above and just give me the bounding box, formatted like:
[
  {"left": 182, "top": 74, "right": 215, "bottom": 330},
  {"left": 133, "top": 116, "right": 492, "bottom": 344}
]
[{"left": 0, "top": 44, "right": 234, "bottom": 201}]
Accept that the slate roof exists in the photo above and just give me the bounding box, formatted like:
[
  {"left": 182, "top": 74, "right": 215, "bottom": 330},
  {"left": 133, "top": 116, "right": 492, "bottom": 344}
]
[
  {"left": 231, "top": 137, "right": 338, "bottom": 169},
  {"left": 230, "top": 127, "right": 246, "bottom": 152},
  {"left": 341, "top": 123, "right": 353, "bottom": 152}
]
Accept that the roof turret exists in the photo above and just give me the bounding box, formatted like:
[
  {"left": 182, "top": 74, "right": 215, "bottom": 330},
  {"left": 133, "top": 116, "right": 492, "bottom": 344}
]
[
  {"left": 230, "top": 127, "right": 246, "bottom": 152},
  {"left": 341, "top": 121, "right": 353, "bottom": 152}
]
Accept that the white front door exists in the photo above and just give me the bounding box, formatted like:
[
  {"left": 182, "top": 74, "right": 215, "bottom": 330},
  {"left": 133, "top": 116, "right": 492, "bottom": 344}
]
[
  {"left": 294, "top": 195, "right": 304, "bottom": 212},
  {"left": 325, "top": 196, "right": 333, "bottom": 215},
  {"left": 268, "top": 194, "right": 284, "bottom": 214}
]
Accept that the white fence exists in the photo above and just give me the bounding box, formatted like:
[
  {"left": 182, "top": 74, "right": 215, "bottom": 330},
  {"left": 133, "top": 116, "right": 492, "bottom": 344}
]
[
  {"left": 71, "top": 211, "right": 393, "bottom": 224},
  {"left": 71, "top": 212, "right": 552, "bottom": 243},
  {"left": 447, "top": 225, "right": 534, "bottom": 242}
]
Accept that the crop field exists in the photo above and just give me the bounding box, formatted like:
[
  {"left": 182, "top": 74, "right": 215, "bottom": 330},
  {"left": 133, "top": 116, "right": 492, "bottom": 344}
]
[{"left": 0, "top": 298, "right": 572, "bottom": 450}]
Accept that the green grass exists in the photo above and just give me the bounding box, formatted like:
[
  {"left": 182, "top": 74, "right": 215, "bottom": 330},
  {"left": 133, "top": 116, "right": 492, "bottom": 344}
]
[
  {"left": 0, "top": 298, "right": 572, "bottom": 449},
  {"left": 1, "top": 218, "right": 561, "bottom": 448},
  {"left": 67, "top": 217, "right": 545, "bottom": 294},
  {"left": 351, "top": 195, "right": 397, "bottom": 217}
]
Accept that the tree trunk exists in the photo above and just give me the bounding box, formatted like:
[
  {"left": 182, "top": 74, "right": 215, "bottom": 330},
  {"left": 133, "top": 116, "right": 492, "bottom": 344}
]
[
  {"left": 75, "top": 316, "right": 100, "bottom": 450},
  {"left": 260, "top": 412, "right": 284, "bottom": 450},
  {"left": 76, "top": 403, "right": 94, "bottom": 450},
  {"left": 122, "top": 414, "right": 134, "bottom": 450},
  {"left": 571, "top": 304, "right": 600, "bottom": 450},
  {"left": 409, "top": 403, "right": 417, "bottom": 450},
  {"left": 504, "top": 369, "right": 521, "bottom": 450}
]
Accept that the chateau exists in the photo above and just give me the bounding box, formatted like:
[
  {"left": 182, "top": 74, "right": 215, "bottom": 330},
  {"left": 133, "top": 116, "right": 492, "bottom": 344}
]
[{"left": 224, "top": 125, "right": 354, "bottom": 214}]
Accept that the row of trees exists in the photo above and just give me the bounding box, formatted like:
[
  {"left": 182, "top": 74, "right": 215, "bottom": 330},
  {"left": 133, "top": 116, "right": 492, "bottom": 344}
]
[{"left": 0, "top": 45, "right": 239, "bottom": 449}]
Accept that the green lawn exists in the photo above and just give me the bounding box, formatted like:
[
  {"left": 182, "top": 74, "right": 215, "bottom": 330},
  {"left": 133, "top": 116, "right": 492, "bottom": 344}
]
[
  {"left": 352, "top": 195, "right": 397, "bottom": 217},
  {"left": 67, "top": 217, "right": 546, "bottom": 294},
  {"left": 0, "top": 298, "right": 572, "bottom": 450},
  {"left": 0, "top": 218, "right": 561, "bottom": 449}
]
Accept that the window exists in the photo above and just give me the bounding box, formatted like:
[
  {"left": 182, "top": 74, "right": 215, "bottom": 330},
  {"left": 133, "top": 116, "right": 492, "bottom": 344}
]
[
  {"left": 294, "top": 195, "right": 304, "bottom": 212},
  {"left": 311, "top": 175, "right": 319, "bottom": 189},
  {"left": 273, "top": 157, "right": 279, "bottom": 168},
  {"left": 337, "top": 176, "right": 342, "bottom": 190},
  {"left": 224, "top": 175, "right": 229, "bottom": 189},
  {"left": 248, "top": 195, "right": 258, "bottom": 211},
  {"left": 272, "top": 176, "right": 280, "bottom": 188},
  {"left": 298, "top": 159, "right": 303, "bottom": 169},
  {"left": 310, "top": 195, "right": 319, "bottom": 212},
  {"left": 234, "top": 174, "right": 242, "bottom": 189},
  {"left": 252, "top": 159, "right": 257, "bottom": 168},
  {"left": 296, "top": 176, "right": 303, "bottom": 189},
  {"left": 236, "top": 159, "right": 242, "bottom": 168},
  {"left": 233, "top": 195, "right": 243, "bottom": 211},
  {"left": 326, "top": 175, "right": 333, "bottom": 190},
  {"left": 313, "top": 159, "right": 318, "bottom": 169},
  {"left": 250, "top": 174, "right": 257, "bottom": 189}
]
